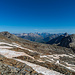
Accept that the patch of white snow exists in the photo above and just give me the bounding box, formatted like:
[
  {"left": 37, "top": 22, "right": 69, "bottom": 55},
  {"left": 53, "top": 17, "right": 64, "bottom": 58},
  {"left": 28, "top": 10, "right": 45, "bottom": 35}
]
[
  {"left": 0, "top": 49, "right": 34, "bottom": 59},
  {"left": 15, "top": 59, "right": 64, "bottom": 75}
]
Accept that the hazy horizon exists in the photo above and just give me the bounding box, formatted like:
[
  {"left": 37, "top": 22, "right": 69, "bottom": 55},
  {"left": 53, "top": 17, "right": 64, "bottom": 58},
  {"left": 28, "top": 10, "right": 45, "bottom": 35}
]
[{"left": 0, "top": 30, "right": 75, "bottom": 34}]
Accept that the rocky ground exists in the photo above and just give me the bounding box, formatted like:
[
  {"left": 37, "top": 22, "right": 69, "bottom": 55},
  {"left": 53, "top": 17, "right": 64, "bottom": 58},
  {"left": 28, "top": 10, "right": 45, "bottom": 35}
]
[
  {"left": 0, "top": 41, "right": 74, "bottom": 75},
  {"left": 0, "top": 32, "right": 75, "bottom": 75}
]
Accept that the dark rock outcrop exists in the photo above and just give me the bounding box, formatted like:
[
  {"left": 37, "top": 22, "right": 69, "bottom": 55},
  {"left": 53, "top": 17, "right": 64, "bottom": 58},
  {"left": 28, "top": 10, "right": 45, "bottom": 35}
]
[
  {"left": 46, "top": 33, "right": 68, "bottom": 45},
  {"left": 59, "top": 34, "right": 75, "bottom": 52}
]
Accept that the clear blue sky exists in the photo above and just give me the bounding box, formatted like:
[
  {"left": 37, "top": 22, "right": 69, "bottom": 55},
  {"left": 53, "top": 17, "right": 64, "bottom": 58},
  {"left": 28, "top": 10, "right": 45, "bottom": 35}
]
[{"left": 0, "top": 0, "right": 75, "bottom": 33}]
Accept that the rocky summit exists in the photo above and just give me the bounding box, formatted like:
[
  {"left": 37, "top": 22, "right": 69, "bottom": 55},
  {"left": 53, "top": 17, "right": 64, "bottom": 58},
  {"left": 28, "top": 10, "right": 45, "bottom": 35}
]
[
  {"left": 59, "top": 34, "right": 75, "bottom": 52},
  {"left": 0, "top": 32, "right": 75, "bottom": 75},
  {"left": 46, "top": 33, "right": 68, "bottom": 45}
]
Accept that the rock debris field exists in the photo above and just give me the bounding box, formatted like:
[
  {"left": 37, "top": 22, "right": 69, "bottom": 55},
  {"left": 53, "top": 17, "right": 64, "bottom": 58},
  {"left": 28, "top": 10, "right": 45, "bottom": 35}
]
[{"left": 0, "top": 39, "right": 75, "bottom": 75}]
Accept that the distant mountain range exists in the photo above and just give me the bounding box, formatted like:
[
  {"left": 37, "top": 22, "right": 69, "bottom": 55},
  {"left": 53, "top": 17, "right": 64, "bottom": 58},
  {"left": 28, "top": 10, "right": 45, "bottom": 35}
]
[
  {"left": 13, "top": 32, "right": 63, "bottom": 43},
  {"left": 14, "top": 33, "right": 43, "bottom": 42},
  {"left": 13, "top": 32, "right": 75, "bottom": 53}
]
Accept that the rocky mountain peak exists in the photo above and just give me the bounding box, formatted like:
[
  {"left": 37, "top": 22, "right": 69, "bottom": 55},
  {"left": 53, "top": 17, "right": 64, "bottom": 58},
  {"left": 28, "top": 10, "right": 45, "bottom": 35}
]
[
  {"left": 59, "top": 34, "right": 75, "bottom": 50},
  {"left": 46, "top": 33, "right": 69, "bottom": 45},
  {"left": 0, "top": 31, "right": 19, "bottom": 41}
]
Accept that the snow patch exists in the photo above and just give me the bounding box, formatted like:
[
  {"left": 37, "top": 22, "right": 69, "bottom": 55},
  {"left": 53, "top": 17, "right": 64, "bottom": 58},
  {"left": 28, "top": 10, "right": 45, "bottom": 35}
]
[
  {"left": 56, "top": 60, "right": 59, "bottom": 64},
  {"left": 15, "top": 59, "right": 64, "bottom": 75},
  {"left": 0, "top": 49, "right": 34, "bottom": 59},
  {"left": 0, "top": 42, "right": 38, "bottom": 53},
  {"left": 0, "top": 46, "right": 12, "bottom": 49},
  {"left": 40, "top": 54, "right": 75, "bottom": 60},
  {"left": 55, "top": 61, "right": 75, "bottom": 71},
  {"left": 40, "top": 55, "right": 47, "bottom": 58}
]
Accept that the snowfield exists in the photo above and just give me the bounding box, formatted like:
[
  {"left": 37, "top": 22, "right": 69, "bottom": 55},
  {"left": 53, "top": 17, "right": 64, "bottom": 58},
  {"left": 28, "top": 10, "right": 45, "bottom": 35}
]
[
  {"left": 15, "top": 59, "right": 64, "bottom": 75},
  {"left": 0, "top": 46, "right": 12, "bottom": 49},
  {"left": 0, "top": 48, "right": 64, "bottom": 75},
  {"left": 0, "top": 49, "right": 34, "bottom": 59},
  {"left": 0, "top": 42, "right": 38, "bottom": 53},
  {"left": 0, "top": 49, "right": 26, "bottom": 58}
]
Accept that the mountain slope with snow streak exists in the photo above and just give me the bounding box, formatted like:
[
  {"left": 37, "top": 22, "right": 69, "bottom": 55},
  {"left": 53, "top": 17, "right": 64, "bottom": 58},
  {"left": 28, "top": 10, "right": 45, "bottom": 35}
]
[
  {"left": 0, "top": 32, "right": 75, "bottom": 75},
  {"left": 0, "top": 42, "right": 63, "bottom": 75}
]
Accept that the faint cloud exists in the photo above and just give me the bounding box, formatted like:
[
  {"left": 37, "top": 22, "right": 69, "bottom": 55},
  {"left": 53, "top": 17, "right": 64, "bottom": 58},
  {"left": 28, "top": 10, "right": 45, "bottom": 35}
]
[{"left": 35, "top": 29, "right": 75, "bottom": 34}]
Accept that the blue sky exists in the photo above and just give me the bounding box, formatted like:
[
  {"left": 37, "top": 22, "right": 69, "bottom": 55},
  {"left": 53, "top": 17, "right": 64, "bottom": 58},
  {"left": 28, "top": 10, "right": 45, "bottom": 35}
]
[{"left": 0, "top": 0, "right": 75, "bottom": 33}]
